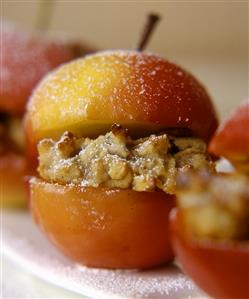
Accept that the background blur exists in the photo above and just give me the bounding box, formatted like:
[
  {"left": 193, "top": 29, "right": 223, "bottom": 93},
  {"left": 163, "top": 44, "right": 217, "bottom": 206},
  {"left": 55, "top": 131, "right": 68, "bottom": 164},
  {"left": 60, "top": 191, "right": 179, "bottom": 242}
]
[{"left": 2, "top": 0, "right": 248, "bottom": 120}]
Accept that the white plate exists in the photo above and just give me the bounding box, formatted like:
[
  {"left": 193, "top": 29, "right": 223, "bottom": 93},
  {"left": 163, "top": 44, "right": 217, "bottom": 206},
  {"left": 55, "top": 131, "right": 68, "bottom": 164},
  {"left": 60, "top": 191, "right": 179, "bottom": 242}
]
[
  {"left": 2, "top": 210, "right": 208, "bottom": 299},
  {"left": 3, "top": 159, "right": 231, "bottom": 299}
]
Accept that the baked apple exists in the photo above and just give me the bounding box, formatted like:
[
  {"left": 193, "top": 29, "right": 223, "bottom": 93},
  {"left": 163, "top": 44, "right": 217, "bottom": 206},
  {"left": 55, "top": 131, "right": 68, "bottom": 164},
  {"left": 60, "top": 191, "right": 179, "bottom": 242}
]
[{"left": 26, "top": 50, "right": 218, "bottom": 268}]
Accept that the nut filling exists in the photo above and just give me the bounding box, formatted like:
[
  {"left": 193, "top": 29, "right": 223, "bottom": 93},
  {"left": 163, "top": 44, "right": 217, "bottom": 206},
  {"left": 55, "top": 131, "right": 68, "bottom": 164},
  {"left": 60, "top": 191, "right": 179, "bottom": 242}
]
[
  {"left": 177, "top": 171, "right": 249, "bottom": 240},
  {"left": 37, "top": 125, "right": 214, "bottom": 194}
]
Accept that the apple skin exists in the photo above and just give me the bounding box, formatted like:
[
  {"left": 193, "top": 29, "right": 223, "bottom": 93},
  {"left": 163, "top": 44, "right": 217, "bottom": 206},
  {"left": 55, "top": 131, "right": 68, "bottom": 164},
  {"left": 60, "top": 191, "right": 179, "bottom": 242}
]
[
  {"left": 26, "top": 50, "right": 218, "bottom": 154},
  {"left": 0, "top": 23, "right": 94, "bottom": 116},
  {"left": 209, "top": 99, "right": 249, "bottom": 172}
]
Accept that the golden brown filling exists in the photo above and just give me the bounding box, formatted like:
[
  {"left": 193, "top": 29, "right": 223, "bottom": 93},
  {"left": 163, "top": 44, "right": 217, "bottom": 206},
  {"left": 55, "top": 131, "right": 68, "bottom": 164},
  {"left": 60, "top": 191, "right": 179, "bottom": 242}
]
[
  {"left": 0, "top": 114, "right": 25, "bottom": 154},
  {"left": 37, "top": 125, "right": 214, "bottom": 194},
  {"left": 177, "top": 171, "right": 249, "bottom": 240}
]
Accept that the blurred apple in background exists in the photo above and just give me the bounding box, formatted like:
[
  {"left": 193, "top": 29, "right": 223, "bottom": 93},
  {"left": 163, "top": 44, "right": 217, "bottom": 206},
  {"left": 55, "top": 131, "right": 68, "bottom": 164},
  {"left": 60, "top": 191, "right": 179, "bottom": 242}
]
[
  {"left": 0, "top": 13, "right": 95, "bottom": 208},
  {"left": 0, "top": 22, "right": 93, "bottom": 116}
]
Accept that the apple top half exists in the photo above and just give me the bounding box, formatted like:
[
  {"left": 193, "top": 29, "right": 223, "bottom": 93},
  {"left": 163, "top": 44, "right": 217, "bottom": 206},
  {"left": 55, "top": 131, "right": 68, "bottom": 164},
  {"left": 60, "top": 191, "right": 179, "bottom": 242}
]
[{"left": 26, "top": 50, "right": 218, "bottom": 145}]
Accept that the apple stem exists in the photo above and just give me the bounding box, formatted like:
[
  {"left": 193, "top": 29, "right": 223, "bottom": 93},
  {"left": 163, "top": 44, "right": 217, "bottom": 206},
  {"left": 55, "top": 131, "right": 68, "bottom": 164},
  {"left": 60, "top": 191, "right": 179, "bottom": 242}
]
[
  {"left": 36, "top": 0, "right": 54, "bottom": 31},
  {"left": 137, "top": 13, "right": 161, "bottom": 51}
]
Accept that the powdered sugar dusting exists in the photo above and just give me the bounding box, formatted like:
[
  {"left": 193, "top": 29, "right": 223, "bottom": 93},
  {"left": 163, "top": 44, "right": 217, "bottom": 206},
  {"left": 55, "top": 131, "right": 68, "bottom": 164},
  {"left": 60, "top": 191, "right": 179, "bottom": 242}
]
[
  {"left": 2, "top": 211, "right": 206, "bottom": 298},
  {"left": 75, "top": 265, "right": 195, "bottom": 298}
]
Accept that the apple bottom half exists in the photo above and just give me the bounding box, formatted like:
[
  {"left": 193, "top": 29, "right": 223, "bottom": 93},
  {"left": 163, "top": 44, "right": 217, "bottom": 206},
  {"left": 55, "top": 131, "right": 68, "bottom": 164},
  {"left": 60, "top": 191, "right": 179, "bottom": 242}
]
[{"left": 30, "top": 178, "right": 175, "bottom": 269}]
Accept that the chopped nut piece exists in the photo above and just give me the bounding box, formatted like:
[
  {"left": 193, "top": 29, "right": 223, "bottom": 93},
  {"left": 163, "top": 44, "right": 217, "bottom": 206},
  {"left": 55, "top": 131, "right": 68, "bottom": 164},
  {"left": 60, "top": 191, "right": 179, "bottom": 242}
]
[
  {"left": 38, "top": 137, "right": 82, "bottom": 184},
  {"left": 108, "top": 159, "right": 130, "bottom": 180},
  {"left": 57, "top": 131, "right": 76, "bottom": 158},
  {"left": 133, "top": 175, "right": 155, "bottom": 192},
  {"left": 86, "top": 158, "right": 109, "bottom": 187}
]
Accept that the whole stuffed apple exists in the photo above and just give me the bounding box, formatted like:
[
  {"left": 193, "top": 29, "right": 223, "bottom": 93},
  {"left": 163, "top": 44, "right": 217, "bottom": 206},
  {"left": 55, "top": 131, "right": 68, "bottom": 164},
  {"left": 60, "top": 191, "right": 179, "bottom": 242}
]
[{"left": 26, "top": 50, "right": 218, "bottom": 269}]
